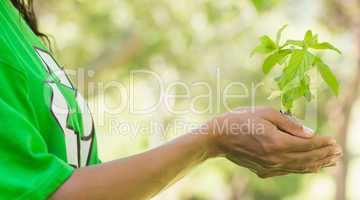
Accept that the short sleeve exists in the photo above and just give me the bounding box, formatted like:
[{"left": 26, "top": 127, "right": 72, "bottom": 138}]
[{"left": 0, "top": 62, "right": 74, "bottom": 200}]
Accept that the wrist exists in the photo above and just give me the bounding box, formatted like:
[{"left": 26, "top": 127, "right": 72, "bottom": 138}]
[{"left": 190, "top": 125, "right": 223, "bottom": 159}]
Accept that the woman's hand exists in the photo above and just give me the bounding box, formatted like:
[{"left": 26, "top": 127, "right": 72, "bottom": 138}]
[{"left": 204, "top": 107, "right": 342, "bottom": 178}]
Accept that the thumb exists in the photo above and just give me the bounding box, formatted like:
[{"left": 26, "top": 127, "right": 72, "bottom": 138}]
[
  {"left": 279, "top": 113, "right": 314, "bottom": 138},
  {"left": 257, "top": 108, "right": 314, "bottom": 138}
]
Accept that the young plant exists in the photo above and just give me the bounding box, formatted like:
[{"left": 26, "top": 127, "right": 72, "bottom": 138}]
[{"left": 251, "top": 25, "right": 341, "bottom": 115}]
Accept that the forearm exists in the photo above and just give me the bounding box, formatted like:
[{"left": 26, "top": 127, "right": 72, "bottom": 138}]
[{"left": 50, "top": 132, "right": 214, "bottom": 200}]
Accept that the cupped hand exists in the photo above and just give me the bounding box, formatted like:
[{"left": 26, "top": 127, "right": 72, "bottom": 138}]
[{"left": 205, "top": 107, "right": 342, "bottom": 178}]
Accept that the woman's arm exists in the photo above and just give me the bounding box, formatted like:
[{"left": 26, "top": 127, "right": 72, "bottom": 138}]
[
  {"left": 50, "top": 107, "right": 341, "bottom": 200},
  {"left": 50, "top": 133, "right": 213, "bottom": 200}
]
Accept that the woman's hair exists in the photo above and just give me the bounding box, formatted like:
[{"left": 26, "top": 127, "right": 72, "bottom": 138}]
[
  {"left": 10, "top": 0, "right": 43, "bottom": 37},
  {"left": 10, "top": 0, "right": 51, "bottom": 46}
]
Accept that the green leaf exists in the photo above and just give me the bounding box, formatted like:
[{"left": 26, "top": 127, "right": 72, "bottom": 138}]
[
  {"left": 301, "top": 75, "right": 312, "bottom": 101},
  {"left": 303, "top": 51, "right": 316, "bottom": 71},
  {"left": 304, "top": 89, "right": 312, "bottom": 101},
  {"left": 310, "top": 34, "right": 318, "bottom": 46},
  {"left": 250, "top": 0, "right": 276, "bottom": 12},
  {"left": 251, "top": 45, "right": 273, "bottom": 56},
  {"left": 262, "top": 49, "right": 291, "bottom": 74},
  {"left": 276, "top": 24, "right": 288, "bottom": 45},
  {"left": 282, "top": 40, "right": 303, "bottom": 48},
  {"left": 281, "top": 79, "right": 311, "bottom": 111},
  {"left": 278, "top": 53, "right": 289, "bottom": 65},
  {"left": 260, "top": 35, "right": 277, "bottom": 49},
  {"left": 281, "top": 87, "right": 302, "bottom": 111},
  {"left": 311, "top": 42, "right": 341, "bottom": 54},
  {"left": 304, "top": 30, "right": 313, "bottom": 46},
  {"left": 316, "top": 60, "right": 340, "bottom": 95},
  {"left": 281, "top": 92, "right": 293, "bottom": 111},
  {"left": 277, "top": 50, "right": 306, "bottom": 89},
  {"left": 251, "top": 35, "right": 277, "bottom": 56}
]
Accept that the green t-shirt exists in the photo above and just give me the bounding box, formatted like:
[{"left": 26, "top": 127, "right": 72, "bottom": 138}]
[{"left": 0, "top": 1, "right": 100, "bottom": 199}]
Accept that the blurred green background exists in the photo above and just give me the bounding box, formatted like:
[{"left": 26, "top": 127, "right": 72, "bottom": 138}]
[{"left": 35, "top": 0, "right": 360, "bottom": 199}]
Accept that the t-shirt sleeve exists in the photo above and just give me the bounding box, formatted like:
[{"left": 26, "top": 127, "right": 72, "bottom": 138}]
[{"left": 0, "top": 62, "right": 74, "bottom": 200}]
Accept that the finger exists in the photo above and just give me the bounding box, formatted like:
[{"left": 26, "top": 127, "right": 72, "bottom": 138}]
[
  {"left": 286, "top": 144, "right": 342, "bottom": 163},
  {"left": 299, "top": 154, "right": 341, "bottom": 173},
  {"left": 256, "top": 108, "right": 314, "bottom": 138},
  {"left": 237, "top": 157, "right": 290, "bottom": 179},
  {"left": 280, "top": 131, "right": 337, "bottom": 152},
  {"left": 323, "top": 161, "right": 337, "bottom": 168},
  {"left": 258, "top": 171, "right": 289, "bottom": 179},
  {"left": 281, "top": 145, "right": 341, "bottom": 172}
]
